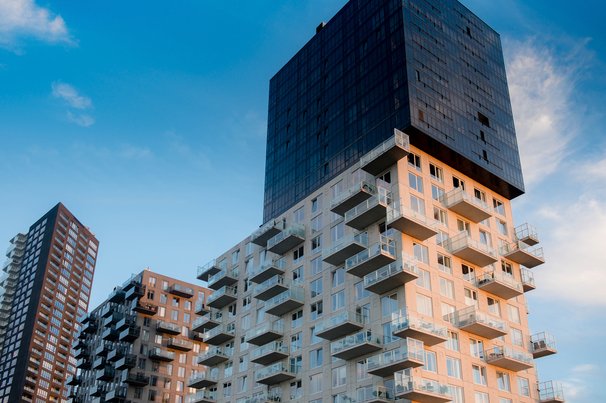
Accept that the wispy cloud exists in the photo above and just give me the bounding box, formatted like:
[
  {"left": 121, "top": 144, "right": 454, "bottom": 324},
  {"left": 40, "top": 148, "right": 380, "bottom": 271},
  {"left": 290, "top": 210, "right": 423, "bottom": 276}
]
[
  {"left": 0, "top": 0, "right": 72, "bottom": 50},
  {"left": 505, "top": 39, "right": 591, "bottom": 186},
  {"left": 51, "top": 81, "right": 95, "bottom": 127}
]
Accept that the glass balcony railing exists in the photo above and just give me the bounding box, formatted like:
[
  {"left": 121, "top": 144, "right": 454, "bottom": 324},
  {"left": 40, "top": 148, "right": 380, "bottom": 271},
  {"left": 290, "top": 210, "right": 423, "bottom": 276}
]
[
  {"left": 207, "top": 286, "right": 238, "bottom": 305},
  {"left": 364, "top": 257, "right": 418, "bottom": 290},
  {"left": 251, "top": 341, "right": 289, "bottom": 361},
  {"left": 346, "top": 235, "right": 396, "bottom": 273},
  {"left": 446, "top": 306, "right": 508, "bottom": 338},
  {"left": 330, "top": 330, "right": 380, "bottom": 356},
  {"left": 391, "top": 309, "right": 448, "bottom": 345},
  {"left": 360, "top": 128, "right": 410, "bottom": 173},
  {"left": 476, "top": 270, "right": 522, "bottom": 296},
  {"left": 249, "top": 258, "right": 287, "bottom": 283},
  {"left": 246, "top": 320, "right": 284, "bottom": 344},
  {"left": 356, "top": 385, "right": 394, "bottom": 402},
  {"left": 539, "top": 381, "right": 565, "bottom": 402},
  {"left": 186, "top": 390, "right": 217, "bottom": 403},
  {"left": 254, "top": 361, "right": 298, "bottom": 382},
  {"left": 323, "top": 232, "right": 369, "bottom": 258},
  {"left": 367, "top": 338, "right": 425, "bottom": 372},
  {"left": 531, "top": 332, "right": 557, "bottom": 358},
  {"left": 344, "top": 190, "right": 392, "bottom": 223},
  {"left": 484, "top": 346, "right": 534, "bottom": 367},
  {"left": 394, "top": 372, "right": 451, "bottom": 401},
  {"left": 266, "top": 224, "right": 305, "bottom": 252},
  {"left": 265, "top": 287, "right": 304, "bottom": 315}
]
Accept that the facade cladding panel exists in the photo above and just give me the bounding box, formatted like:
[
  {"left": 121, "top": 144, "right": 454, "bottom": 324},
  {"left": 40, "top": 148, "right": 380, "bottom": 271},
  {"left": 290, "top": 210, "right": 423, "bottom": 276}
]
[{"left": 263, "top": 0, "right": 524, "bottom": 222}]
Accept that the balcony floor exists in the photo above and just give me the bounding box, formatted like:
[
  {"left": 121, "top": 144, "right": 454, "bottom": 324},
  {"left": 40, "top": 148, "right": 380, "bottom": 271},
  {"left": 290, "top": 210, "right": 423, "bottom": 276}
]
[
  {"left": 251, "top": 350, "right": 289, "bottom": 366},
  {"left": 485, "top": 353, "right": 533, "bottom": 372},
  {"left": 266, "top": 298, "right": 304, "bottom": 317},
  {"left": 348, "top": 253, "right": 396, "bottom": 278},
  {"left": 503, "top": 249, "right": 545, "bottom": 268},
  {"left": 345, "top": 203, "right": 388, "bottom": 231},
  {"left": 459, "top": 322, "right": 507, "bottom": 339},
  {"left": 323, "top": 242, "right": 367, "bottom": 266},
  {"left": 207, "top": 294, "right": 237, "bottom": 309},
  {"left": 396, "top": 389, "right": 451, "bottom": 403},
  {"left": 331, "top": 187, "right": 374, "bottom": 216},
  {"left": 332, "top": 341, "right": 382, "bottom": 360},
  {"left": 316, "top": 321, "right": 365, "bottom": 341},
  {"left": 451, "top": 245, "right": 497, "bottom": 267},
  {"left": 361, "top": 146, "right": 409, "bottom": 176},
  {"left": 365, "top": 269, "right": 418, "bottom": 294},
  {"left": 478, "top": 278, "right": 523, "bottom": 300},
  {"left": 247, "top": 330, "right": 282, "bottom": 346},
  {"left": 392, "top": 327, "right": 447, "bottom": 347},
  {"left": 256, "top": 372, "right": 296, "bottom": 386},
  {"left": 368, "top": 356, "right": 424, "bottom": 377},
  {"left": 388, "top": 215, "right": 437, "bottom": 241}
]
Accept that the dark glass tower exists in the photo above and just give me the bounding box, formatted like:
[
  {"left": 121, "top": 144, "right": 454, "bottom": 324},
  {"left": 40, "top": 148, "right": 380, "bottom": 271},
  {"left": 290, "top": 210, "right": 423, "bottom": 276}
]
[{"left": 263, "top": 0, "right": 524, "bottom": 222}]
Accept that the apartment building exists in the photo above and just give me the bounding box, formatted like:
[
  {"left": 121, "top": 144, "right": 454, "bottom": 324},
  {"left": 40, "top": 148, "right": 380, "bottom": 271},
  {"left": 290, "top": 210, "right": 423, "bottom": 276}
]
[
  {"left": 0, "top": 203, "right": 99, "bottom": 402},
  {"left": 189, "top": 0, "right": 564, "bottom": 402},
  {"left": 68, "top": 269, "right": 210, "bottom": 403}
]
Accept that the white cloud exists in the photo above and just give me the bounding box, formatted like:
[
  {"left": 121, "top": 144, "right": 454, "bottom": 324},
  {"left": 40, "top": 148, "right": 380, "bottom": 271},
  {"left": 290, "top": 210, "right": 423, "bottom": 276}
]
[
  {"left": 572, "top": 364, "right": 599, "bottom": 374},
  {"left": 66, "top": 111, "right": 95, "bottom": 127},
  {"left": 505, "top": 39, "right": 590, "bottom": 186},
  {"left": 0, "top": 0, "right": 72, "bottom": 49},
  {"left": 52, "top": 82, "right": 92, "bottom": 110}
]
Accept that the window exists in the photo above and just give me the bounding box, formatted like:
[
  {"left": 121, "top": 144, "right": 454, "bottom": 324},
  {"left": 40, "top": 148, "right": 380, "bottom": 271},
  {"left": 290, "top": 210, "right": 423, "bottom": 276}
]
[
  {"left": 474, "top": 188, "right": 487, "bottom": 203},
  {"left": 430, "top": 163, "right": 443, "bottom": 182},
  {"left": 431, "top": 184, "right": 445, "bottom": 201},
  {"left": 311, "top": 235, "right": 322, "bottom": 252},
  {"left": 311, "top": 195, "right": 322, "bottom": 214},
  {"left": 475, "top": 392, "right": 489, "bottom": 403},
  {"left": 439, "top": 278, "right": 454, "bottom": 299},
  {"left": 355, "top": 281, "right": 370, "bottom": 300},
  {"left": 356, "top": 359, "right": 369, "bottom": 380},
  {"left": 413, "top": 243, "right": 429, "bottom": 264},
  {"left": 310, "top": 301, "right": 323, "bottom": 320},
  {"left": 457, "top": 219, "right": 470, "bottom": 235},
  {"left": 497, "top": 372, "right": 511, "bottom": 391},
  {"left": 446, "top": 356, "right": 462, "bottom": 379},
  {"left": 497, "top": 220, "right": 508, "bottom": 236},
  {"left": 518, "top": 377, "right": 531, "bottom": 397},
  {"left": 410, "top": 194, "right": 425, "bottom": 215},
  {"left": 462, "top": 264, "right": 475, "bottom": 282},
  {"left": 409, "top": 172, "right": 424, "bottom": 193},
  {"left": 331, "top": 290, "right": 345, "bottom": 310},
  {"left": 433, "top": 207, "right": 448, "bottom": 226},
  {"left": 291, "top": 310, "right": 303, "bottom": 328},
  {"left": 424, "top": 350, "right": 437, "bottom": 372},
  {"left": 309, "top": 348, "right": 323, "bottom": 369},
  {"left": 331, "top": 180, "right": 344, "bottom": 199},
  {"left": 487, "top": 297, "right": 501, "bottom": 316},
  {"left": 332, "top": 366, "right": 346, "bottom": 387},
  {"left": 453, "top": 177, "right": 465, "bottom": 190},
  {"left": 293, "top": 246, "right": 304, "bottom": 263},
  {"left": 332, "top": 268, "right": 344, "bottom": 287},
  {"left": 508, "top": 305, "right": 521, "bottom": 324},
  {"left": 472, "top": 365, "right": 487, "bottom": 385},
  {"left": 311, "top": 215, "right": 322, "bottom": 233},
  {"left": 470, "top": 338, "right": 484, "bottom": 358},
  {"left": 501, "top": 261, "right": 513, "bottom": 276},
  {"left": 446, "top": 331, "right": 459, "bottom": 351},
  {"left": 293, "top": 207, "right": 305, "bottom": 223},
  {"left": 416, "top": 268, "right": 431, "bottom": 290},
  {"left": 381, "top": 294, "right": 398, "bottom": 317},
  {"left": 479, "top": 230, "right": 491, "bottom": 246},
  {"left": 478, "top": 112, "right": 490, "bottom": 127},
  {"left": 310, "top": 373, "right": 322, "bottom": 394},
  {"left": 464, "top": 288, "right": 478, "bottom": 306},
  {"left": 310, "top": 278, "right": 323, "bottom": 298},
  {"left": 331, "top": 222, "right": 344, "bottom": 243},
  {"left": 408, "top": 153, "right": 421, "bottom": 170},
  {"left": 493, "top": 199, "right": 505, "bottom": 215},
  {"left": 311, "top": 257, "right": 322, "bottom": 275},
  {"left": 293, "top": 265, "right": 304, "bottom": 282},
  {"left": 511, "top": 328, "right": 524, "bottom": 347},
  {"left": 449, "top": 386, "right": 464, "bottom": 403},
  {"left": 290, "top": 333, "right": 302, "bottom": 352},
  {"left": 438, "top": 254, "right": 452, "bottom": 274},
  {"left": 417, "top": 294, "right": 433, "bottom": 316}
]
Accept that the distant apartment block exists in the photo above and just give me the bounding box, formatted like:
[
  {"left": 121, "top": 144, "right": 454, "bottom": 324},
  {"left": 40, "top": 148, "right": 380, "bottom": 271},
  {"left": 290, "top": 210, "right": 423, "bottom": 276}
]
[
  {"left": 68, "top": 269, "right": 211, "bottom": 403},
  {"left": 0, "top": 203, "right": 99, "bottom": 402}
]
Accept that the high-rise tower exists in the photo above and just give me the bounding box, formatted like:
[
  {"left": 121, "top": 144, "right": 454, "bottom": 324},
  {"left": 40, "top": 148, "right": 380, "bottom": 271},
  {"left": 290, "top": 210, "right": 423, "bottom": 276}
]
[{"left": 0, "top": 203, "right": 99, "bottom": 402}]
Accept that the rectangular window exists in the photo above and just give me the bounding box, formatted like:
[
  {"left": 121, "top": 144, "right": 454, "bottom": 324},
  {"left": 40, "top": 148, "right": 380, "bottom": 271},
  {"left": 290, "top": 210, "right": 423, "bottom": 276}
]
[
  {"left": 439, "top": 278, "right": 454, "bottom": 299},
  {"left": 438, "top": 254, "right": 452, "bottom": 274},
  {"left": 381, "top": 294, "right": 398, "bottom": 317},
  {"left": 311, "top": 215, "right": 322, "bottom": 233},
  {"left": 424, "top": 350, "right": 437, "bottom": 372},
  {"left": 413, "top": 243, "right": 429, "bottom": 264},
  {"left": 493, "top": 199, "right": 505, "bottom": 215},
  {"left": 410, "top": 194, "right": 426, "bottom": 215},
  {"left": 470, "top": 338, "right": 484, "bottom": 358},
  {"left": 309, "top": 348, "right": 323, "bottom": 369},
  {"left": 446, "top": 356, "right": 462, "bottom": 379},
  {"left": 453, "top": 177, "right": 465, "bottom": 190},
  {"left": 408, "top": 153, "right": 421, "bottom": 170},
  {"left": 488, "top": 297, "right": 501, "bottom": 317},
  {"left": 332, "top": 366, "right": 346, "bottom": 387},
  {"left": 431, "top": 184, "right": 445, "bottom": 201},
  {"left": 429, "top": 163, "right": 443, "bottom": 182},
  {"left": 474, "top": 188, "right": 487, "bottom": 203},
  {"left": 464, "top": 288, "right": 478, "bottom": 306},
  {"left": 311, "top": 195, "right": 322, "bottom": 214},
  {"left": 446, "top": 331, "right": 459, "bottom": 351},
  {"left": 433, "top": 207, "right": 448, "bottom": 226},
  {"left": 409, "top": 172, "right": 424, "bottom": 193},
  {"left": 310, "top": 301, "right": 323, "bottom": 320},
  {"left": 417, "top": 294, "right": 433, "bottom": 316},
  {"left": 518, "top": 377, "right": 531, "bottom": 397},
  {"left": 497, "top": 371, "right": 511, "bottom": 391},
  {"left": 291, "top": 310, "right": 303, "bottom": 329},
  {"left": 331, "top": 290, "right": 345, "bottom": 310},
  {"left": 416, "top": 268, "right": 431, "bottom": 290},
  {"left": 311, "top": 235, "right": 322, "bottom": 252},
  {"left": 332, "top": 268, "right": 344, "bottom": 287},
  {"left": 311, "top": 257, "right": 322, "bottom": 275},
  {"left": 472, "top": 365, "right": 487, "bottom": 385},
  {"left": 310, "top": 278, "right": 323, "bottom": 298},
  {"left": 457, "top": 219, "right": 470, "bottom": 235}
]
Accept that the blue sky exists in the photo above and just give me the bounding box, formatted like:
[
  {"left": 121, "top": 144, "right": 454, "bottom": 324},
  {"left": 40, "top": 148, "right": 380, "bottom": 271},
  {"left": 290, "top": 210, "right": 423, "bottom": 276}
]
[{"left": 0, "top": 0, "right": 605, "bottom": 401}]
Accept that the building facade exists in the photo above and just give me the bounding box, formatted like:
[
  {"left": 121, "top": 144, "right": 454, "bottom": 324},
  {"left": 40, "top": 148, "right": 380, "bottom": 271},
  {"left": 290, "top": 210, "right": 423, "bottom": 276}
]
[
  {"left": 264, "top": 0, "right": 524, "bottom": 223},
  {"left": 69, "top": 269, "right": 210, "bottom": 403},
  {"left": 0, "top": 203, "right": 99, "bottom": 402},
  {"left": 190, "top": 0, "right": 564, "bottom": 403}
]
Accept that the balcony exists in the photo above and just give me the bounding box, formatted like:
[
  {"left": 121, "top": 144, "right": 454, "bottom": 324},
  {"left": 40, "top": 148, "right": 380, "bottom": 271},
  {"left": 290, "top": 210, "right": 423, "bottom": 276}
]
[
  {"left": 515, "top": 223, "right": 540, "bottom": 246},
  {"left": 102, "top": 327, "right": 119, "bottom": 342},
  {"left": 476, "top": 271, "right": 523, "bottom": 300},
  {"left": 108, "top": 287, "right": 125, "bottom": 303},
  {"left": 132, "top": 301, "right": 158, "bottom": 316},
  {"left": 81, "top": 319, "right": 98, "bottom": 334},
  {"left": 346, "top": 236, "right": 396, "bottom": 277},
  {"left": 66, "top": 375, "right": 82, "bottom": 386},
  {"left": 123, "top": 371, "right": 150, "bottom": 386},
  {"left": 391, "top": 310, "right": 447, "bottom": 346},
  {"left": 331, "top": 177, "right": 377, "bottom": 216},
  {"left": 95, "top": 343, "right": 111, "bottom": 357},
  {"left": 156, "top": 320, "right": 182, "bottom": 335},
  {"left": 484, "top": 346, "right": 534, "bottom": 371},
  {"left": 253, "top": 275, "right": 289, "bottom": 301},
  {"left": 115, "top": 354, "right": 137, "bottom": 370},
  {"left": 105, "top": 386, "right": 127, "bottom": 402},
  {"left": 168, "top": 337, "right": 194, "bottom": 351},
  {"left": 440, "top": 188, "right": 492, "bottom": 223},
  {"left": 360, "top": 128, "right": 410, "bottom": 175},
  {"left": 95, "top": 366, "right": 115, "bottom": 381},
  {"left": 267, "top": 224, "right": 306, "bottom": 255},
  {"left": 500, "top": 241, "right": 545, "bottom": 268},
  {"left": 203, "top": 323, "right": 236, "bottom": 345},
  {"left": 124, "top": 282, "right": 144, "bottom": 300},
  {"left": 539, "top": 381, "right": 565, "bottom": 403},
  {"left": 250, "top": 258, "right": 287, "bottom": 284},
  {"left": 251, "top": 220, "right": 283, "bottom": 247},
  {"left": 76, "top": 357, "right": 91, "bottom": 369},
  {"left": 100, "top": 304, "right": 113, "bottom": 318},
  {"left": 74, "top": 346, "right": 89, "bottom": 360},
  {"left": 195, "top": 300, "right": 210, "bottom": 315},
  {"left": 168, "top": 283, "right": 195, "bottom": 298},
  {"left": 356, "top": 385, "right": 395, "bottom": 403},
  {"left": 107, "top": 346, "right": 129, "bottom": 361},
  {"left": 521, "top": 267, "right": 536, "bottom": 292},
  {"left": 255, "top": 361, "right": 297, "bottom": 385},
  {"left": 387, "top": 203, "right": 438, "bottom": 241},
  {"left": 265, "top": 287, "right": 305, "bottom": 316},
  {"left": 367, "top": 338, "right": 425, "bottom": 377},
  {"left": 447, "top": 306, "right": 508, "bottom": 339},
  {"left": 207, "top": 285, "right": 238, "bottom": 309},
  {"left": 197, "top": 259, "right": 222, "bottom": 281},
  {"left": 394, "top": 372, "right": 451, "bottom": 403},
  {"left": 192, "top": 310, "right": 223, "bottom": 332},
  {"left": 251, "top": 341, "right": 289, "bottom": 365},
  {"left": 531, "top": 332, "right": 558, "bottom": 358},
  {"left": 344, "top": 190, "right": 391, "bottom": 230},
  {"left": 188, "top": 371, "right": 219, "bottom": 389},
  {"left": 208, "top": 268, "right": 239, "bottom": 290},
  {"left": 246, "top": 320, "right": 284, "bottom": 346},
  {"left": 242, "top": 391, "right": 283, "bottom": 403},
  {"left": 90, "top": 384, "right": 108, "bottom": 397},
  {"left": 322, "top": 232, "right": 368, "bottom": 266},
  {"left": 364, "top": 258, "right": 418, "bottom": 294},
  {"left": 198, "top": 347, "right": 231, "bottom": 366},
  {"left": 444, "top": 232, "right": 497, "bottom": 267},
  {"left": 116, "top": 314, "right": 137, "bottom": 331},
  {"left": 119, "top": 325, "right": 140, "bottom": 342},
  {"left": 187, "top": 390, "right": 218, "bottom": 403},
  {"left": 331, "top": 330, "right": 382, "bottom": 360},
  {"left": 148, "top": 347, "right": 175, "bottom": 362},
  {"left": 315, "top": 310, "right": 367, "bottom": 340}
]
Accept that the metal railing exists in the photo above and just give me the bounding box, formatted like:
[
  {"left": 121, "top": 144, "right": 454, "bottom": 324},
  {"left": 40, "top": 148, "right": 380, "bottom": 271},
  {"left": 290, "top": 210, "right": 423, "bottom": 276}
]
[
  {"left": 364, "top": 257, "right": 418, "bottom": 288},
  {"left": 360, "top": 129, "right": 410, "bottom": 168}
]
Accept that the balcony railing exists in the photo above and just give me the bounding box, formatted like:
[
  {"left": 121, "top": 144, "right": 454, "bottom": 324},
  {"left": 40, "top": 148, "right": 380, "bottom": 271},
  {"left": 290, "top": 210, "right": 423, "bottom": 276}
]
[
  {"left": 148, "top": 347, "right": 175, "bottom": 362},
  {"left": 440, "top": 187, "right": 492, "bottom": 223},
  {"left": 251, "top": 341, "right": 289, "bottom": 365},
  {"left": 156, "top": 320, "right": 182, "bottom": 335},
  {"left": 315, "top": 310, "right": 367, "bottom": 340},
  {"left": 391, "top": 310, "right": 447, "bottom": 346},
  {"left": 515, "top": 222, "right": 540, "bottom": 246},
  {"left": 444, "top": 231, "right": 497, "bottom": 267},
  {"left": 521, "top": 267, "right": 536, "bottom": 292},
  {"left": 206, "top": 285, "right": 238, "bottom": 309},
  {"left": 356, "top": 385, "right": 394, "bottom": 402},
  {"left": 346, "top": 235, "right": 396, "bottom": 277},
  {"left": 253, "top": 274, "right": 289, "bottom": 301},
  {"left": 167, "top": 337, "right": 194, "bottom": 351},
  {"left": 531, "top": 332, "right": 557, "bottom": 358},
  {"left": 344, "top": 189, "right": 392, "bottom": 230},
  {"left": 207, "top": 267, "right": 239, "bottom": 290},
  {"left": 367, "top": 338, "right": 425, "bottom": 377},
  {"left": 331, "top": 176, "right": 377, "bottom": 216},
  {"left": 255, "top": 361, "right": 297, "bottom": 385},
  {"left": 251, "top": 220, "right": 283, "bottom": 247},
  {"left": 186, "top": 390, "right": 217, "bottom": 403},
  {"left": 197, "top": 259, "right": 223, "bottom": 281},
  {"left": 198, "top": 347, "right": 231, "bottom": 366},
  {"left": 387, "top": 202, "right": 438, "bottom": 241},
  {"left": 539, "top": 381, "right": 565, "bottom": 403},
  {"left": 322, "top": 232, "right": 369, "bottom": 265},
  {"left": 267, "top": 224, "right": 306, "bottom": 255},
  {"left": 394, "top": 372, "right": 451, "bottom": 402},
  {"left": 192, "top": 309, "right": 223, "bottom": 332},
  {"left": 446, "top": 306, "right": 508, "bottom": 339},
  {"left": 203, "top": 322, "right": 236, "bottom": 345},
  {"left": 360, "top": 128, "right": 410, "bottom": 175},
  {"left": 500, "top": 241, "right": 545, "bottom": 268},
  {"left": 188, "top": 370, "right": 219, "bottom": 389},
  {"left": 364, "top": 257, "right": 418, "bottom": 294},
  {"left": 331, "top": 330, "right": 382, "bottom": 360},
  {"left": 476, "top": 270, "right": 523, "bottom": 299},
  {"left": 246, "top": 320, "right": 284, "bottom": 346},
  {"left": 483, "top": 346, "right": 534, "bottom": 371},
  {"left": 265, "top": 287, "right": 305, "bottom": 316},
  {"left": 249, "top": 258, "right": 287, "bottom": 284}
]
